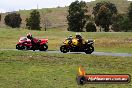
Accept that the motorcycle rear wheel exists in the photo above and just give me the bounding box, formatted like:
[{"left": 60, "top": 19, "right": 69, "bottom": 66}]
[
  {"left": 85, "top": 45, "right": 94, "bottom": 54},
  {"left": 39, "top": 44, "right": 48, "bottom": 51}
]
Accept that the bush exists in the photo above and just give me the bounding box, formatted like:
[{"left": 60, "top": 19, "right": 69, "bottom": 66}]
[
  {"left": 86, "top": 22, "right": 96, "bottom": 32},
  {"left": 4, "top": 13, "right": 22, "bottom": 28}
]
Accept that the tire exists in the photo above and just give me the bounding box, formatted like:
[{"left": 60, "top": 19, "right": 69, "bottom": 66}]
[
  {"left": 22, "top": 46, "right": 28, "bottom": 50},
  {"left": 16, "top": 44, "right": 21, "bottom": 50},
  {"left": 39, "top": 44, "right": 48, "bottom": 51},
  {"left": 85, "top": 45, "right": 94, "bottom": 54},
  {"left": 16, "top": 44, "right": 24, "bottom": 50},
  {"left": 60, "top": 45, "right": 68, "bottom": 53}
]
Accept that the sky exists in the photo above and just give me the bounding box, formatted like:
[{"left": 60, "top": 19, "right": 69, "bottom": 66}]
[
  {"left": 0, "top": 0, "right": 95, "bottom": 13},
  {"left": 1, "top": 0, "right": 132, "bottom": 13}
]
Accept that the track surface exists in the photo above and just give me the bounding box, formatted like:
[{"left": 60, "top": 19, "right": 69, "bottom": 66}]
[
  {"left": 46, "top": 50, "right": 132, "bottom": 57},
  {"left": 1, "top": 49, "right": 132, "bottom": 57}
]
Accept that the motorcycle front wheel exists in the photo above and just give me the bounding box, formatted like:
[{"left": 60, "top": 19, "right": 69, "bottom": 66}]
[
  {"left": 60, "top": 45, "right": 69, "bottom": 53},
  {"left": 16, "top": 44, "right": 21, "bottom": 50}
]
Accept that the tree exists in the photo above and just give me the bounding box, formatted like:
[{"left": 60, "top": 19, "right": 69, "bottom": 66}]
[
  {"left": 0, "top": 14, "right": 1, "bottom": 21},
  {"left": 43, "top": 17, "right": 51, "bottom": 31},
  {"left": 112, "top": 14, "right": 132, "bottom": 32},
  {"left": 111, "top": 14, "right": 124, "bottom": 32},
  {"left": 26, "top": 10, "right": 41, "bottom": 30},
  {"left": 93, "top": 1, "right": 117, "bottom": 32},
  {"left": 119, "top": 3, "right": 132, "bottom": 32},
  {"left": 41, "top": 11, "right": 52, "bottom": 31},
  {"left": 126, "top": 3, "right": 132, "bottom": 31},
  {"left": 111, "top": 3, "right": 132, "bottom": 32},
  {"left": 67, "top": 0, "right": 88, "bottom": 32},
  {"left": 128, "top": 3, "right": 132, "bottom": 21},
  {"left": 86, "top": 22, "right": 96, "bottom": 32},
  {"left": 116, "top": 3, "right": 132, "bottom": 32},
  {"left": 4, "top": 13, "right": 22, "bottom": 28},
  {"left": 120, "top": 17, "right": 132, "bottom": 32}
]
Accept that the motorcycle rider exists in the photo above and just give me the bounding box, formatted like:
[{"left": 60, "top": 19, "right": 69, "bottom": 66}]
[
  {"left": 75, "top": 33, "right": 83, "bottom": 44},
  {"left": 67, "top": 35, "right": 73, "bottom": 40},
  {"left": 68, "top": 35, "right": 73, "bottom": 39},
  {"left": 27, "top": 33, "right": 39, "bottom": 51},
  {"left": 67, "top": 35, "right": 73, "bottom": 44}
]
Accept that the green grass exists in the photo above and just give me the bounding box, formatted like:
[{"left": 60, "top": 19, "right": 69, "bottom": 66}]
[
  {"left": 0, "top": 28, "right": 132, "bottom": 53},
  {"left": 0, "top": 50, "right": 132, "bottom": 88}
]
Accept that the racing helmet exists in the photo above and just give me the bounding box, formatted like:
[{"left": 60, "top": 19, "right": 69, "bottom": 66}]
[
  {"left": 75, "top": 33, "right": 82, "bottom": 38},
  {"left": 27, "top": 33, "right": 32, "bottom": 39},
  {"left": 69, "top": 35, "right": 72, "bottom": 37}
]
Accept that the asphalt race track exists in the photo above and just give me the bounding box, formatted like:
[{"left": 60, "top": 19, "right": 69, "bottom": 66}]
[
  {"left": 1, "top": 49, "right": 132, "bottom": 57},
  {"left": 46, "top": 50, "right": 132, "bottom": 57}
]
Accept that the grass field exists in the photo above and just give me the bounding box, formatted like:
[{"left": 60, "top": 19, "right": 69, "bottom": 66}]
[
  {"left": 0, "top": 50, "right": 132, "bottom": 88},
  {"left": 0, "top": 28, "right": 132, "bottom": 53},
  {"left": 0, "top": 28, "right": 132, "bottom": 88},
  {"left": 0, "top": 0, "right": 132, "bottom": 88}
]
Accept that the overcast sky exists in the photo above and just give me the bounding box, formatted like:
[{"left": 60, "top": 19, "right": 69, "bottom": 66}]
[
  {"left": 0, "top": 0, "right": 95, "bottom": 13},
  {"left": 0, "top": 0, "right": 132, "bottom": 13}
]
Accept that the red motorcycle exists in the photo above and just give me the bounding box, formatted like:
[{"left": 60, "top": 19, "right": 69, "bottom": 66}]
[{"left": 16, "top": 37, "right": 48, "bottom": 51}]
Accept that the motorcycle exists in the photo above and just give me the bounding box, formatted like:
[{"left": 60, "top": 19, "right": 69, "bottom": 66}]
[
  {"left": 60, "top": 37, "right": 94, "bottom": 54},
  {"left": 16, "top": 37, "right": 48, "bottom": 51}
]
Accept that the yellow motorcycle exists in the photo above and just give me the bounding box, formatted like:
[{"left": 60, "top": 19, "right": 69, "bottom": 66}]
[{"left": 60, "top": 37, "right": 94, "bottom": 54}]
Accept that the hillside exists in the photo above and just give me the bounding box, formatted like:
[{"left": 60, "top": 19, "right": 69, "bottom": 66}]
[
  {"left": 0, "top": 0, "right": 132, "bottom": 29},
  {"left": 0, "top": 7, "right": 68, "bottom": 29}
]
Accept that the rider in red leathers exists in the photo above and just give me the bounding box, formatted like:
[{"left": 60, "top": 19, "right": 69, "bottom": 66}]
[{"left": 27, "top": 33, "right": 39, "bottom": 51}]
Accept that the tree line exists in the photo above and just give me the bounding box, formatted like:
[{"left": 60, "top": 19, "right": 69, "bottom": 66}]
[
  {"left": 3, "top": 10, "right": 41, "bottom": 30},
  {"left": 1, "top": 1, "right": 132, "bottom": 32},
  {"left": 67, "top": 1, "right": 132, "bottom": 32}
]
